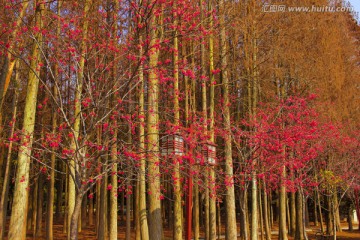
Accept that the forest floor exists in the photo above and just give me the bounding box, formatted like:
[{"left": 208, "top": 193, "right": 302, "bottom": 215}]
[{"left": 3, "top": 218, "right": 360, "bottom": 239}]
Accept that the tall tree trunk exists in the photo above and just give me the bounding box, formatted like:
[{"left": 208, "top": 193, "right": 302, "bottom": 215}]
[
  {"left": 279, "top": 166, "right": 288, "bottom": 240},
  {"left": 109, "top": 0, "right": 119, "bottom": 236},
  {"left": 313, "top": 195, "right": 318, "bottom": 227},
  {"left": 172, "top": 3, "right": 183, "bottom": 238},
  {"left": 32, "top": 178, "right": 38, "bottom": 235},
  {"left": 81, "top": 195, "right": 87, "bottom": 229},
  {"left": 316, "top": 188, "right": 324, "bottom": 233},
  {"left": 68, "top": 1, "right": 90, "bottom": 239},
  {"left": 56, "top": 165, "right": 64, "bottom": 219},
  {"left": 239, "top": 188, "right": 249, "bottom": 240},
  {"left": 208, "top": 1, "right": 217, "bottom": 238},
  {"left": 219, "top": 0, "right": 237, "bottom": 239},
  {"left": 109, "top": 129, "right": 118, "bottom": 240},
  {"left": 263, "top": 184, "right": 271, "bottom": 240},
  {"left": 0, "top": 62, "right": 19, "bottom": 240},
  {"left": 135, "top": 180, "right": 141, "bottom": 240},
  {"left": 98, "top": 168, "right": 108, "bottom": 240},
  {"left": 295, "top": 191, "right": 305, "bottom": 240},
  {"left": 138, "top": 34, "right": 149, "bottom": 240},
  {"left": 326, "top": 195, "right": 334, "bottom": 235},
  {"left": 46, "top": 0, "right": 61, "bottom": 233},
  {"left": 251, "top": 172, "right": 258, "bottom": 240},
  {"left": 259, "top": 186, "right": 264, "bottom": 240},
  {"left": 126, "top": 181, "right": 131, "bottom": 240},
  {"left": 35, "top": 174, "right": 44, "bottom": 237},
  {"left": 7, "top": 2, "right": 43, "bottom": 239},
  {"left": 69, "top": 191, "right": 84, "bottom": 240},
  {"left": 333, "top": 193, "right": 342, "bottom": 232},
  {"left": 290, "top": 192, "right": 296, "bottom": 236},
  {"left": 147, "top": 5, "right": 163, "bottom": 238}
]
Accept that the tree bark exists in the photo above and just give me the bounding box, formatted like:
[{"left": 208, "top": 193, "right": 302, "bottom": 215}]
[
  {"left": 251, "top": 172, "right": 258, "bottom": 240},
  {"left": 208, "top": 1, "right": 217, "bottom": 238},
  {"left": 172, "top": 3, "right": 183, "bottom": 238},
  {"left": 263, "top": 185, "right": 271, "bottom": 240},
  {"left": 290, "top": 192, "right": 296, "bottom": 236},
  {"left": 239, "top": 188, "right": 249, "bottom": 240},
  {"left": 147, "top": 4, "right": 163, "bottom": 238},
  {"left": 35, "top": 174, "right": 44, "bottom": 237},
  {"left": 138, "top": 34, "right": 149, "bottom": 240},
  {"left": 279, "top": 166, "right": 288, "bottom": 240},
  {"left": 69, "top": 192, "right": 84, "bottom": 240},
  {"left": 333, "top": 193, "right": 342, "bottom": 232},
  {"left": 295, "top": 191, "right": 305, "bottom": 240},
  {"left": 7, "top": 2, "right": 43, "bottom": 239},
  {"left": 0, "top": 62, "right": 19, "bottom": 240},
  {"left": 68, "top": 1, "right": 90, "bottom": 238},
  {"left": 46, "top": 1, "right": 61, "bottom": 231},
  {"left": 219, "top": 0, "right": 237, "bottom": 239},
  {"left": 109, "top": 130, "right": 118, "bottom": 240}
]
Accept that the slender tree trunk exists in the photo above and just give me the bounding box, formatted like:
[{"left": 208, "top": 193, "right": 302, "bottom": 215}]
[
  {"left": 316, "top": 189, "right": 324, "bottom": 233},
  {"left": 251, "top": 172, "right": 258, "bottom": 240},
  {"left": 138, "top": 34, "right": 149, "bottom": 240},
  {"left": 81, "top": 195, "right": 87, "bottom": 229},
  {"left": 147, "top": 6, "right": 163, "bottom": 239},
  {"left": 109, "top": 0, "right": 119, "bottom": 236},
  {"left": 56, "top": 166, "right": 64, "bottom": 219},
  {"left": 259, "top": 187, "right": 264, "bottom": 240},
  {"left": 172, "top": 4, "right": 182, "bottom": 238},
  {"left": 63, "top": 167, "right": 68, "bottom": 234},
  {"left": 208, "top": 1, "right": 217, "bottom": 238},
  {"left": 32, "top": 179, "right": 38, "bottom": 235},
  {"left": 313, "top": 195, "right": 318, "bottom": 227},
  {"left": 126, "top": 183, "right": 131, "bottom": 240},
  {"left": 68, "top": 1, "right": 90, "bottom": 239},
  {"left": 217, "top": 201, "right": 221, "bottom": 239},
  {"left": 0, "top": 62, "right": 19, "bottom": 240},
  {"left": 194, "top": 174, "right": 199, "bottom": 240},
  {"left": 333, "top": 193, "right": 341, "bottom": 232},
  {"left": 304, "top": 198, "right": 309, "bottom": 228},
  {"left": 239, "top": 188, "right": 249, "bottom": 240},
  {"left": 7, "top": 3, "right": 43, "bottom": 239},
  {"left": 109, "top": 130, "right": 118, "bottom": 240},
  {"left": 219, "top": 0, "right": 237, "bottom": 239},
  {"left": 263, "top": 184, "right": 271, "bottom": 240},
  {"left": 135, "top": 180, "right": 141, "bottom": 240},
  {"left": 46, "top": 2, "right": 60, "bottom": 230},
  {"left": 289, "top": 192, "right": 296, "bottom": 236},
  {"left": 279, "top": 166, "right": 288, "bottom": 240},
  {"left": 98, "top": 162, "right": 108, "bottom": 240},
  {"left": 326, "top": 195, "right": 334, "bottom": 235},
  {"left": 295, "top": 191, "right": 305, "bottom": 240},
  {"left": 69, "top": 191, "right": 84, "bottom": 240},
  {"left": 35, "top": 174, "right": 44, "bottom": 237}
]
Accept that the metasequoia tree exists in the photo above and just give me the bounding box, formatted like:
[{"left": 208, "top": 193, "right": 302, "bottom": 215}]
[
  {"left": 218, "top": 0, "right": 237, "bottom": 239},
  {"left": 7, "top": 1, "right": 44, "bottom": 239},
  {"left": 146, "top": 1, "right": 164, "bottom": 238},
  {"left": 67, "top": 1, "right": 91, "bottom": 238}
]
